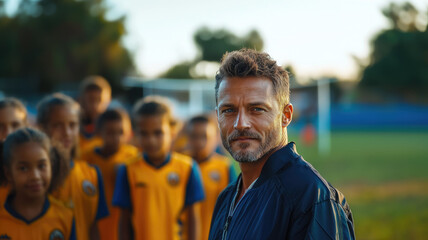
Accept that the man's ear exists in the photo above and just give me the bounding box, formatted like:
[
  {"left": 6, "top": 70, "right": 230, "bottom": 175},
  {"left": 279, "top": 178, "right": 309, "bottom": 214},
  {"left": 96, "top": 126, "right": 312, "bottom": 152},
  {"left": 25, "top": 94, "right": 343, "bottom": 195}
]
[{"left": 282, "top": 103, "right": 293, "bottom": 127}]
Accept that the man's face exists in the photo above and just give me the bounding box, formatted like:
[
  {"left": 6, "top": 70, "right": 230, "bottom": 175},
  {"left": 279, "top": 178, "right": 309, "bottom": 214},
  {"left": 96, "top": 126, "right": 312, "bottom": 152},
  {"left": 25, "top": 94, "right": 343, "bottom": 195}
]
[
  {"left": 188, "top": 121, "right": 218, "bottom": 161},
  {"left": 81, "top": 89, "right": 110, "bottom": 121},
  {"left": 135, "top": 115, "right": 172, "bottom": 160},
  {"left": 216, "top": 77, "right": 284, "bottom": 163},
  {"left": 43, "top": 105, "right": 79, "bottom": 155},
  {"left": 100, "top": 120, "right": 125, "bottom": 152},
  {"left": 0, "top": 107, "right": 26, "bottom": 142},
  {"left": 7, "top": 142, "right": 51, "bottom": 200}
]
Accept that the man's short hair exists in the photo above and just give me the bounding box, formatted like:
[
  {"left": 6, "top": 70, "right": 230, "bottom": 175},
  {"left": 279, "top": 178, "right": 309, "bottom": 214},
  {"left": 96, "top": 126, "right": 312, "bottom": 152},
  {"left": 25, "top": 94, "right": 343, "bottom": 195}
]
[{"left": 215, "top": 48, "right": 290, "bottom": 107}]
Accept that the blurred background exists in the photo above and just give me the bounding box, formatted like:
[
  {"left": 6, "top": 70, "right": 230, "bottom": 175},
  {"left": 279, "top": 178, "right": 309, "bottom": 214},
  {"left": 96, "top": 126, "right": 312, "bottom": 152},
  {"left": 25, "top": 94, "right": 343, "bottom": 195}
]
[{"left": 1, "top": 0, "right": 428, "bottom": 239}]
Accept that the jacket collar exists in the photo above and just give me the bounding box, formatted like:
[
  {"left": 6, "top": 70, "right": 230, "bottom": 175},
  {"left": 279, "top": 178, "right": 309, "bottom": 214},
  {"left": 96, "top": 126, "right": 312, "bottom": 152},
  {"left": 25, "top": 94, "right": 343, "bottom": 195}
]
[{"left": 253, "top": 142, "right": 299, "bottom": 188}]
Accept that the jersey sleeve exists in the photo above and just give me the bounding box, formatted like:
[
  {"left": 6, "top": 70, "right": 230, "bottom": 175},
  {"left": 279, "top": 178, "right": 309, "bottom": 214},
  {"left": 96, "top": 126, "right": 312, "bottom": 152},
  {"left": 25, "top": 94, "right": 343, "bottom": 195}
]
[
  {"left": 69, "top": 218, "right": 76, "bottom": 240},
  {"left": 93, "top": 165, "right": 109, "bottom": 220},
  {"left": 184, "top": 161, "right": 205, "bottom": 207},
  {"left": 112, "top": 165, "right": 132, "bottom": 209},
  {"left": 228, "top": 164, "right": 237, "bottom": 184}
]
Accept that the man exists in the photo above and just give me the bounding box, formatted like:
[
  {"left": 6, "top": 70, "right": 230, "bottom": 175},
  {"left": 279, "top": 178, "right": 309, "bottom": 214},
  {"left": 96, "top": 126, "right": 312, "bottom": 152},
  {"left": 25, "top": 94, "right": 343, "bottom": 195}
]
[{"left": 209, "top": 49, "right": 355, "bottom": 240}]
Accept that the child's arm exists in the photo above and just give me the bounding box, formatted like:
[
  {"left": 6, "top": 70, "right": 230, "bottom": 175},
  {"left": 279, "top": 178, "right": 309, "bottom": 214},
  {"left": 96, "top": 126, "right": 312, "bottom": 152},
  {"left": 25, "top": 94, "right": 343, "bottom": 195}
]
[
  {"left": 90, "top": 223, "right": 100, "bottom": 240},
  {"left": 93, "top": 165, "right": 109, "bottom": 240},
  {"left": 184, "top": 162, "right": 205, "bottom": 240},
  {"left": 186, "top": 203, "right": 202, "bottom": 240},
  {"left": 118, "top": 208, "right": 133, "bottom": 240},
  {"left": 112, "top": 165, "right": 133, "bottom": 240}
]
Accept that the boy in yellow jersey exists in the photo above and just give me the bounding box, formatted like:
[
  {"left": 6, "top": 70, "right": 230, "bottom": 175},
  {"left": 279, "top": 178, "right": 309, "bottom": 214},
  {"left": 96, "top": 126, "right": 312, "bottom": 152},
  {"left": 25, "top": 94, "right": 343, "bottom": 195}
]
[
  {"left": 185, "top": 114, "right": 237, "bottom": 240},
  {"left": 113, "top": 96, "right": 205, "bottom": 240},
  {"left": 0, "top": 98, "right": 28, "bottom": 205},
  {"left": 78, "top": 76, "right": 112, "bottom": 153},
  {"left": 37, "top": 93, "right": 109, "bottom": 240},
  {"left": 80, "top": 109, "right": 138, "bottom": 240}
]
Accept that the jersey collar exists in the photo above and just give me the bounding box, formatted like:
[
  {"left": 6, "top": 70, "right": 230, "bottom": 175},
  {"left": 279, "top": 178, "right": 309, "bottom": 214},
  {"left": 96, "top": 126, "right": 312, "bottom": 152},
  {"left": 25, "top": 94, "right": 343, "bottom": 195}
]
[
  {"left": 143, "top": 153, "right": 171, "bottom": 169},
  {"left": 4, "top": 194, "right": 50, "bottom": 225}
]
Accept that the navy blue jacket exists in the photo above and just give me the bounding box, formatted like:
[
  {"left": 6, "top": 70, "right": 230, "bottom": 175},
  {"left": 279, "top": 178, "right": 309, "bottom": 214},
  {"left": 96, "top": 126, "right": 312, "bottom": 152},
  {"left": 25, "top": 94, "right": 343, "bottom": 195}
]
[{"left": 208, "top": 142, "right": 355, "bottom": 240}]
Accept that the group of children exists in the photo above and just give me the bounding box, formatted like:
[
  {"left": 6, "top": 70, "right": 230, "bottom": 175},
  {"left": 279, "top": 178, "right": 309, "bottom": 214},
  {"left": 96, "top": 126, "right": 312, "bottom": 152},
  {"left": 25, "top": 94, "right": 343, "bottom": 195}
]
[{"left": 0, "top": 76, "right": 237, "bottom": 240}]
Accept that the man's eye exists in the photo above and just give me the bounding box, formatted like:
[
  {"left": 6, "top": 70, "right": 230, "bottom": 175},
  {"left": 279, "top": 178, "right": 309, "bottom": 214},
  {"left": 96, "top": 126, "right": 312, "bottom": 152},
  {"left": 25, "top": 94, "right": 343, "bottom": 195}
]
[
  {"left": 252, "top": 107, "right": 265, "bottom": 112},
  {"left": 221, "top": 108, "right": 234, "bottom": 114}
]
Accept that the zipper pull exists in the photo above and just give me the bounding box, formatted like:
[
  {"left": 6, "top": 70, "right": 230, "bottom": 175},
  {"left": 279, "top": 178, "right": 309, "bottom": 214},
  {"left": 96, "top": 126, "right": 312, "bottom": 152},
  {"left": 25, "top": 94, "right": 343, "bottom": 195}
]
[{"left": 222, "top": 216, "right": 232, "bottom": 240}]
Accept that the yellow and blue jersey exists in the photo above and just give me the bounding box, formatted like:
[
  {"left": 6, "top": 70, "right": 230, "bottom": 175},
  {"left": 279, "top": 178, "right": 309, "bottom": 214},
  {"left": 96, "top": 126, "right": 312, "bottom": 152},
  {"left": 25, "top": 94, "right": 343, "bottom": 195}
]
[
  {"left": 0, "top": 195, "right": 76, "bottom": 240},
  {"left": 112, "top": 152, "right": 205, "bottom": 240},
  {"left": 52, "top": 160, "right": 109, "bottom": 240},
  {"left": 80, "top": 144, "right": 138, "bottom": 240},
  {"left": 197, "top": 153, "right": 236, "bottom": 240},
  {"left": 79, "top": 132, "right": 103, "bottom": 154}
]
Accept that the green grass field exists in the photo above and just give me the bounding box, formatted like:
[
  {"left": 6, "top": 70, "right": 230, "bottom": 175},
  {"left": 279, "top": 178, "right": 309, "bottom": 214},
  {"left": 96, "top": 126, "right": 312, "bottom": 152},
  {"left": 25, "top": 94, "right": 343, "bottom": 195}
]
[{"left": 288, "top": 131, "right": 428, "bottom": 240}]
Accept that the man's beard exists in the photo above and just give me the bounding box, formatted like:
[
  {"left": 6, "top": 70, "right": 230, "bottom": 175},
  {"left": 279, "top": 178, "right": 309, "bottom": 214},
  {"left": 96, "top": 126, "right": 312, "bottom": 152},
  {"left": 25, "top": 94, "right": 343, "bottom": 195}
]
[{"left": 221, "top": 124, "right": 281, "bottom": 163}]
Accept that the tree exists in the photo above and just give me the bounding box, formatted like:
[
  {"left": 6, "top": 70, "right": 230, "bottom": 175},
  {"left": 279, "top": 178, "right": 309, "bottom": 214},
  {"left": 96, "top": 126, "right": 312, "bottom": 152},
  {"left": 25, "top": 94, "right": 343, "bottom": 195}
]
[
  {"left": 159, "top": 61, "right": 193, "bottom": 79},
  {"left": 160, "top": 27, "right": 264, "bottom": 79},
  {"left": 0, "top": 0, "right": 134, "bottom": 93},
  {"left": 194, "top": 27, "right": 264, "bottom": 62},
  {"left": 358, "top": 2, "right": 428, "bottom": 100}
]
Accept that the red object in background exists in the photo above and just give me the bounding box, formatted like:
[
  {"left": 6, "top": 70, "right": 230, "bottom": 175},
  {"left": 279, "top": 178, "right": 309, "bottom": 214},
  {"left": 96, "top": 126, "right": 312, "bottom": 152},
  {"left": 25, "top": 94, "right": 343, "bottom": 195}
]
[{"left": 301, "top": 123, "right": 316, "bottom": 146}]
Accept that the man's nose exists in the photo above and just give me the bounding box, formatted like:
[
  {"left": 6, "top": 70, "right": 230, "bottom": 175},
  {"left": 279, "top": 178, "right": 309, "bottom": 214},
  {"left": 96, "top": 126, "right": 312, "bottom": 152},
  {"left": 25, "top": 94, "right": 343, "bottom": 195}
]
[{"left": 233, "top": 110, "right": 251, "bottom": 130}]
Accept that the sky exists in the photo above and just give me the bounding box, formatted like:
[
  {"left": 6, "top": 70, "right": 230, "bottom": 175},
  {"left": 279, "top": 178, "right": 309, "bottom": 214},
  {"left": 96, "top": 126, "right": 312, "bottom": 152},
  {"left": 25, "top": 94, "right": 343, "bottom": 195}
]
[{"left": 5, "top": 0, "right": 428, "bottom": 80}]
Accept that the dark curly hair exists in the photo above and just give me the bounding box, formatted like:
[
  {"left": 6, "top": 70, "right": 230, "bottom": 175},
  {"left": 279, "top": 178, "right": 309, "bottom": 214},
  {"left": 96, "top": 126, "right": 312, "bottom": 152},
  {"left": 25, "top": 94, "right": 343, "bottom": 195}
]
[{"left": 215, "top": 48, "right": 290, "bottom": 107}]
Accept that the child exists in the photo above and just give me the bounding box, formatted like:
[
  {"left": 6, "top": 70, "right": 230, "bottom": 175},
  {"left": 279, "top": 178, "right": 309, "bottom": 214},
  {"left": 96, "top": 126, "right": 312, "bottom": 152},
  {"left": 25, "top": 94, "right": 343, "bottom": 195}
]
[
  {"left": 0, "top": 128, "right": 76, "bottom": 239},
  {"left": 80, "top": 109, "right": 138, "bottom": 240},
  {"left": 113, "top": 96, "right": 205, "bottom": 240},
  {"left": 0, "top": 97, "right": 28, "bottom": 204},
  {"left": 37, "top": 93, "right": 109, "bottom": 240},
  {"left": 185, "top": 114, "right": 237, "bottom": 240},
  {"left": 0, "top": 97, "right": 27, "bottom": 142},
  {"left": 78, "top": 76, "right": 112, "bottom": 153}
]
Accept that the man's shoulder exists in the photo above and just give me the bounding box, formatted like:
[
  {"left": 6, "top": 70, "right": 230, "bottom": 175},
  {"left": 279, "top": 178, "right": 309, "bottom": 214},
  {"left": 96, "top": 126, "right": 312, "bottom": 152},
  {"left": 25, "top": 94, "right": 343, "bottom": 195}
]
[{"left": 272, "top": 148, "right": 333, "bottom": 204}]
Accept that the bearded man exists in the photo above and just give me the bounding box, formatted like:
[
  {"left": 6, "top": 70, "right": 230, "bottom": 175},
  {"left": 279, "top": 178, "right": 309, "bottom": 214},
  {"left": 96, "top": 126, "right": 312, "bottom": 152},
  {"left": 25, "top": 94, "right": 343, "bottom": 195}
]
[{"left": 209, "top": 49, "right": 355, "bottom": 240}]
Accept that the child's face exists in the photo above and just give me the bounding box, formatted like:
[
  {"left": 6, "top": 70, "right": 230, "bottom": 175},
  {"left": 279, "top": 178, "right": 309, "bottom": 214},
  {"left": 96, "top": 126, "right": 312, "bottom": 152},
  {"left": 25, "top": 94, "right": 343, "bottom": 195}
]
[
  {"left": 81, "top": 89, "right": 110, "bottom": 121},
  {"left": 7, "top": 142, "right": 51, "bottom": 200},
  {"left": 100, "top": 120, "right": 125, "bottom": 151},
  {"left": 135, "top": 115, "right": 172, "bottom": 159},
  {"left": 0, "top": 107, "right": 26, "bottom": 142},
  {"left": 188, "top": 122, "right": 218, "bottom": 160},
  {"left": 43, "top": 105, "right": 79, "bottom": 155}
]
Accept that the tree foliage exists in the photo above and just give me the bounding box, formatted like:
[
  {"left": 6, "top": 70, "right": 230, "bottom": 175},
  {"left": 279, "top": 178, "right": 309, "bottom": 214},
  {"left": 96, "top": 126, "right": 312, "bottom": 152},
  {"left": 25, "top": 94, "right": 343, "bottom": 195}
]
[
  {"left": 0, "top": 0, "right": 134, "bottom": 92},
  {"left": 194, "top": 27, "right": 263, "bottom": 62},
  {"left": 160, "top": 61, "right": 193, "bottom": 79},
  {"left": 359, "top": 2, "right": 428, "bottom": 99},
  {"left": 161, "top": 27, "right": 264, "bottom": 79}
]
